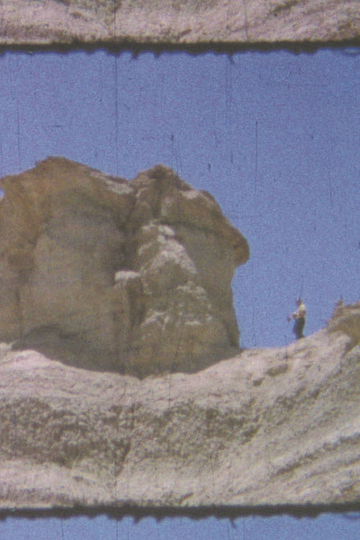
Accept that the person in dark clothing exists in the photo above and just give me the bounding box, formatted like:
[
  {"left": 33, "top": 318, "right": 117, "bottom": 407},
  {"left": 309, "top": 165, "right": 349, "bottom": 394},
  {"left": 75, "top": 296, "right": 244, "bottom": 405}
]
[{"left": 288, "top": 298, "right": 306, "bottom": 340}]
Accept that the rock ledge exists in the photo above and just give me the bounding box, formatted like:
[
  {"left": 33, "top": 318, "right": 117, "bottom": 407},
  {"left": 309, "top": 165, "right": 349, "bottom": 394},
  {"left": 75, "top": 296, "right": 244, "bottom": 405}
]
[
  {"left": 0, "top": 302, "right": 359, "bottom": 509},
  {"left": 0, "top": 0, "right": 359, "bottom": 46}
]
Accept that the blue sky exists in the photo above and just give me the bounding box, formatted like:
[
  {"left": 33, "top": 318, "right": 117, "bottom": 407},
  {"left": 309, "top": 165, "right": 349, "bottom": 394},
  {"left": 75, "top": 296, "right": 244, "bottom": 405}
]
[
  {"left": 0, "top": 48, "right": 358, "bottom": 348},
  {"left": 0, "top": 47, "right": 359, "bottom": 537},
  {"left": 3, "top": 511, "right": 360, "bottom": 539}
]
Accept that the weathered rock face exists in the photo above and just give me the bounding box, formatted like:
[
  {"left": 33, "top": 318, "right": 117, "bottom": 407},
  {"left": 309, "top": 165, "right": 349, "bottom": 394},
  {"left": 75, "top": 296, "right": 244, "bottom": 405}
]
[
  {"left": 327, "top": 300, "right": 360, "bottom": 346},
  {"left": 0, "top": 0, "right": 358, "bottom": 46},
  {"left": 0, "top": 303, "right": 359, "bottom": 509},
  {"left": 0, "top": 157, "right": 249, "bottom": 376}
]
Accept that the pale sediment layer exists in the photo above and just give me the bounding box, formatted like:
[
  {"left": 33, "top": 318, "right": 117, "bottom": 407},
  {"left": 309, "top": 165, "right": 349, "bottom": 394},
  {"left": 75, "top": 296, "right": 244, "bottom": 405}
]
[
  {"left": 0, "top": 308, "right": 359, "bottom": 509},
  {"left": 0, "top": 0, "right": 358, "bottom": 46}
]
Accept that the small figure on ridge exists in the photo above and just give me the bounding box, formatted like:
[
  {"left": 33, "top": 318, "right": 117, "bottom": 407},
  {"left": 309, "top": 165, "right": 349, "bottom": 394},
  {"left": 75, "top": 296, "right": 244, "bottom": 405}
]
[{"left": 288, "top": 298, "right": 306, "bottom": 340}]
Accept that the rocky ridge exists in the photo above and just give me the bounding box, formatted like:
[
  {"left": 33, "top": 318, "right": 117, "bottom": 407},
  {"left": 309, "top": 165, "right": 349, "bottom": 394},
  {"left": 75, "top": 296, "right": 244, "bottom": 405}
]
[
  {"left": 0, "top": 302, "right": 359, "bottom": 509},
  {"left": 0, "top": 0, "right": 358, "bottom": 46},
  {"left": 0, "top": 157, "right": 249, "bottom": 377}
]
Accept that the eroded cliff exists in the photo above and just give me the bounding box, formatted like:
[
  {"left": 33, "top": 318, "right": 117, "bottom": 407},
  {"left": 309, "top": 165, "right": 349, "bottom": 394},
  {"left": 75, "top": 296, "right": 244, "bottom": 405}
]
[
  {"left": 1, "top": 159, "right": 359, "bottom": 511},
  {"left": 0, "top": 303, "right": 359, "bottom": 509},
  {"left": 0, "top": 157, "right": 249, "bottom": 376},
  {"left": 0, "top": 0, "right": 358, "bottom": 45}
]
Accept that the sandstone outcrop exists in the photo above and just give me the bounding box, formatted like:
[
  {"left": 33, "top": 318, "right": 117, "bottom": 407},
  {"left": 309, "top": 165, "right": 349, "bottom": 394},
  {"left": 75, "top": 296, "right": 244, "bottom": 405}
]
[
  {"left": 0, "top": 0, "right": 358, "bottom": 46},
  {"left": 0, "top": 157, "right": 249, "bottom": 376},
  {"left": 327, "top": 299, "right": 360, "bottom": 346},
  {"left": 0, "top": 302, "right": 359, "bottom": 509}
]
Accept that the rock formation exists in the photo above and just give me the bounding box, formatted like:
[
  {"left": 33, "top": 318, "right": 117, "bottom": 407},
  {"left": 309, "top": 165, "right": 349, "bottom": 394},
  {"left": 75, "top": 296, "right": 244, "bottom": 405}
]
[
  {"left": 0, "top": 157, "right": 249, "bottom": 377},
  {"left": 1, "top": 159, "right": 359, "bottom": 511},
  {"left": 0, "top": 0, "right": 358, "bottom": 46},
  {"left": 327, "top": 299, "right": 360, "bottom": 346},
  {"left": 0, "top": 302, "right": 359, "bottom": 509}
]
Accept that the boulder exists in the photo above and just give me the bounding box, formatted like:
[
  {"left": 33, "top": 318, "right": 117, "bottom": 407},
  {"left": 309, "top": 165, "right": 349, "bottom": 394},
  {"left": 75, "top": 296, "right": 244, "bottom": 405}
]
[
  {"left": 0, "top": 157, "right": 249, "bottom": 376},
  {"left": 0, "top": 303, "right": 359, "bottom": 509}
]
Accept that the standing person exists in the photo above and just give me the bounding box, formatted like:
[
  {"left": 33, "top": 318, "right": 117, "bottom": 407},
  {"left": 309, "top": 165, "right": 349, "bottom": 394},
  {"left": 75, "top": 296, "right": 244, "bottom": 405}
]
[{"left": 288, "top": 298, "right": 306, "bottom": 340}]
